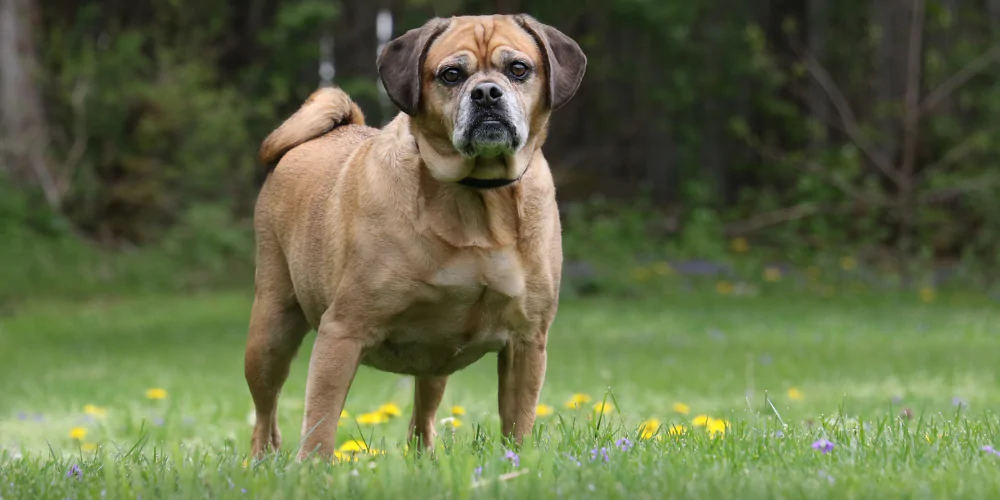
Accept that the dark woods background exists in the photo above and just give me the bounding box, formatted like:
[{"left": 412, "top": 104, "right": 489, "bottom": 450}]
[{"left": 2, "top": 0, "right": 1000, "bottom": 299}]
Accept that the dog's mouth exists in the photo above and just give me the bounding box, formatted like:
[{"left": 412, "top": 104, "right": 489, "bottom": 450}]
[{"left": 461, "top": 113, "right": 518, "bottom": 157}]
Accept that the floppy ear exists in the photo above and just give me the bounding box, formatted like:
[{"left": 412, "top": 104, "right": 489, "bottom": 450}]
[
  {"left": 377, "top": 18, "right": 451, "bottom": 116},
  {"left": 514, "top": 15, "right": 587, "bottom": 110}
]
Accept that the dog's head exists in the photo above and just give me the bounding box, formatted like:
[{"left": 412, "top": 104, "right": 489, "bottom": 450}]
[{"left": 377, "top": 15, "right": 586, "bottom": 187}]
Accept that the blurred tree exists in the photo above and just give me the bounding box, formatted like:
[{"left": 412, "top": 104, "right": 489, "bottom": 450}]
[
  {"left": 0, "top": 0, "right": 60, "bottom": 208},
  {"left": 2, "top": 0, "right": 998, "bottom": 266}
]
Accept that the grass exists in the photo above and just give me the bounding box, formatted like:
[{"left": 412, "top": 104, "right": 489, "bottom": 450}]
[{"left": 1, "top": 290, "right": 999, "bottom": 498}]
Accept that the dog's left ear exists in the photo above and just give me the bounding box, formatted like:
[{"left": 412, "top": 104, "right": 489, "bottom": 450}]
[
  {"left": 377, "top": 18, "right": 451, "bottom": 116},
  {"left": 515, "top": 15, "right": 587, "bottom": 110}
]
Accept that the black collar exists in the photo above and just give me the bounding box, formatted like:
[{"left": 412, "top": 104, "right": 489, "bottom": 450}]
[
  {"left": 413, "top": 138, "right": 528, "bottom": 190},
  {"left": 458, "top": 177, "right": 518, "bottom": 189}
]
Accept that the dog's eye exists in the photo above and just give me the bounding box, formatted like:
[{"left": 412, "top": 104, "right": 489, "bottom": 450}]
[
  {"left": 439, "top": 68, "right": 464, "bottom": 84},
  {"left": 508, "top": 62, "right": 530, "bottom": 80}
]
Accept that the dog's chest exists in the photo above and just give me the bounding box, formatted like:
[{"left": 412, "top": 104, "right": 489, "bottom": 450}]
[
  {"left": 427, "top": 247, "right": 526, "bottom": 299},
  {"left": 362, "top": 247, "right": 529, "bottom": 376}
]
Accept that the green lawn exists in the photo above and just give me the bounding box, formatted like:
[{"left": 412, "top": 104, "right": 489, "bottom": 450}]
[{"left": 1, "top": 291, "right": 999, "bottom": 498}]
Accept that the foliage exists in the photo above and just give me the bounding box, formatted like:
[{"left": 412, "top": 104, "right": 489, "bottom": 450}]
[{"left": 4, "top": 0, "right": 1000, "bottom": 298}]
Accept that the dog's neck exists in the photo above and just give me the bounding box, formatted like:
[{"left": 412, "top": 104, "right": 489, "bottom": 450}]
[
  {"left": 409, "top": 118, "right": 538, "bottom": 189},
  {"left": 387, "top": 114, "right": 544, "bottom": 249}
]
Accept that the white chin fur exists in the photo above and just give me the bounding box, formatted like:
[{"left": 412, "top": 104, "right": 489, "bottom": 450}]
[{"left": 452, "top": 100, "right": 528, "bottom": 158}]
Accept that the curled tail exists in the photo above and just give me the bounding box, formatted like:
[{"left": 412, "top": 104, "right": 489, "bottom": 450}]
[{"left": 259, "top": 87, "right": 366, "bottom": 169}]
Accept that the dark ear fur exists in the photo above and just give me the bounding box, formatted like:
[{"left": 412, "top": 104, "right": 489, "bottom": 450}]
[
  {"left": 514, "top": 15, "right": 587, "bottom": 110},
  {"left": 376, "top": 18, "right": 451, "bottom": 116}
]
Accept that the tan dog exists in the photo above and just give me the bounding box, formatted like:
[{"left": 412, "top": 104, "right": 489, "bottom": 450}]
[{"left": 244, "top": 14, "right": 586, "bottom": 460}]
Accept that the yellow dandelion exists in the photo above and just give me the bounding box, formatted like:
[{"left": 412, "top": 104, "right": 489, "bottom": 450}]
[
  {"left": 631, "top": 266, "right": 651, "bottom": 282},
  {"left": 377, "top": 403, "right": 401, "bottom": 418},
  {"left": 787, "top": 387, "right": 804, "bottom": 401},
  {"left": 340, "top": 409, "right": 350, "bottom": 419},
  {"left": 333, "top": 451, "right": 359, "bottom": 462},
  {"left": 145, "top": 388, "right": 168, "bottom": 400},
  {"left": 840, "top": 256, "right": 857, "bottom": 271},
  {"left": 450, "top": 405, "right": 466, "bottom": 416},
  {"left": 692, "top": 414, "right": 712, "bottom": 427},
  {"left": 652, "top": 261, "right": 673, "bottom": 276},
  {"left": 706, "top": 418, "right": 727, "bottom": 436},
  {"left": 83, "top": 404, "right": 107, "bottom": 418},
  {"left": 242, "top": 458, "right": 249, "bottom": 468},
  {"left": 763, "top": 267, "right": 782, "bottom": 282},
  {"left": 731, "top": 237, "right": 749, "bottom": 253},
  {"left": 668, "top": 424, "right": 687, "bottom": 436},
  {"left": 339, "top": 439, "right": 368, "bottom": 452},
  {"left": 672, "top": 402, "right": 690, "bottom": 415},
  {"left": 715, "top": 281, "right": 734, "bottom": 295},
  {"left": 919, "top": 286, "right": 936, "bottom": 303},
  {"left": 69, "top": 427, "right": 88, "bottom": 440},
  {"left": 442, "top": 417, "right": 463, "bottom": 429},
  {"left": 536, "top": 404, "right": 554, "bottom": 417},
  {"left": 593, "top": 402, "right": 614, "bottom": 415},
  {"left": 565, "top": 393, "right": 592, "bottom": 409},
  {"left": 639, "top": 418, "right": 661, "bottom": 440},
  {"left": 81, "top": 442, "right": 98, "bottom": 452},
  {"left": 356, "top": 412, "right": 389, "bottom": 425}
]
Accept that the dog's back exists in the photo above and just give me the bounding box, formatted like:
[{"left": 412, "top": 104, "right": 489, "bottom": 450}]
[
  {"left": 254, "top": 86, "right": 377, "bottom": 232},
  {"left": 252, "top": 88, "right": 380, "bottom": 324}
]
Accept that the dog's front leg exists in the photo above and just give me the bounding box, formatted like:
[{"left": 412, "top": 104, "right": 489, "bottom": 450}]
[
  {"left": 298, "top": 319, "right": 365, "bottom": 460},
  {"left": 408, "top": 376, "right": 448, "bottom": 452},
  {"left": 497, "top": 333, "right": 548, "bottom": 444}
]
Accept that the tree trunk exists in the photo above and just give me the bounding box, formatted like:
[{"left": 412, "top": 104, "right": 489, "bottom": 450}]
[
  {"left": 871, "top": 0, "right": 913, "bottom": 170},
  {"left": 807, "top": 0, "right": 831, "bottom": 151},
  {"left": 335, "top": 0, "right": 390, "bottom": 125},
  {"left": 990, "top": 0, "right": 1000, "bottom": 27},
  {"left": 0, "top": 0, "right": 58, "bottom": 207}
]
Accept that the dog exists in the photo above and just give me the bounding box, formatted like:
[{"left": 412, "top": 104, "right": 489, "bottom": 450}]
[{"left": 244, "top": 14, "right": 586, "bottom": 460}]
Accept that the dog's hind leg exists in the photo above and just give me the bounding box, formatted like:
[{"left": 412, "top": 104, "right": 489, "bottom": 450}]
[
  {"left": 244, "top": 244, "right": 310, "bottom": 458},
  {"left": 408, "top": 376, "right": 448, "bottom": 451}
]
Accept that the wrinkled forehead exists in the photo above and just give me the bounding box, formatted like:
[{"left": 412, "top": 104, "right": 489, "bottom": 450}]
[{"left": 424, "top": 16, "right": 542, "bottom": 70}]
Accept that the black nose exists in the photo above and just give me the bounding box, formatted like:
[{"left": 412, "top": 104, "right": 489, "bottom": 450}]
[{"left": 470, "top": 82, "right": 503, "bottom": 107}]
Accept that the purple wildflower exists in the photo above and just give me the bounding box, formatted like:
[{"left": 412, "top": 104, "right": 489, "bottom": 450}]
[
  {"left": 565, "top": 453, "right": 582, "bottom": 467},
  {"left": 981, "top": 445, "right": 1000, "bottom": 457},
  {"left": 773, "top": 430, "right": 784, "bottom": 438},
  {"left": 952, "top": 397, "right": 967, "bottom": 408},
  {"left": 473, "top": 466, "right": 483, "bottom": 478},
  {"left": 811, "top": 439, "right": 835, "bottom": 454},
  {"left": 16, "top": 411, "right": 27, "bottom": 421},
  {"left": 241, "top": 488, "right": 247, "bottom": 494},
  {"left": 153, "top": 417, "right": 165, "bottom": 427},
  {"left": 891, "top": 395, "right": 903, "bottom": 404},
  {"left": 66, "top": 464, "right": 83, "bottom": 480},
  {"left": 33, "top": 413, "right": 44, "bottom": 422},
  {"left": 503, "top": 450, "right": 519, "bottom": 467},
  {"left": 615, "top": 438, "right": 632, "bottom": 452},
  {"left": 590, "top": 447, "right": 610, "bottom": 463}
]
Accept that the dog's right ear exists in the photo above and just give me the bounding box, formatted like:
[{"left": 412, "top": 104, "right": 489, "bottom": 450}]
[{"left": 377, "top": 18, "right": 451, "bottom": 116}]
